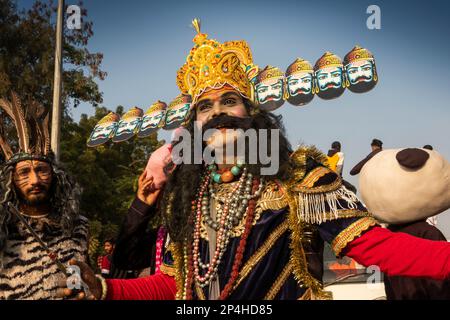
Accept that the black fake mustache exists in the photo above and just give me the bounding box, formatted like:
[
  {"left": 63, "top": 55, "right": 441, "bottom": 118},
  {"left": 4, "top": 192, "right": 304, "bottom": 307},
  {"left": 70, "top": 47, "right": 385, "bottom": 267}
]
[
  {"left": 353, "top": 75, "right": 372, "bottom": 83},
  {"left": 260, "top": 94, "right": 281, "bottom": 103},
  {"left": 293, "top": 87, "right": 311, "bottom": 94},
  {"left": 167, "top": 115, "right": 185, "bottom": 123},
  {"left": 202, "top": 114, "right": 253, "bottom": 133},
  {"left": 320, "top": 81, "right": 341, "bottom": 89}
]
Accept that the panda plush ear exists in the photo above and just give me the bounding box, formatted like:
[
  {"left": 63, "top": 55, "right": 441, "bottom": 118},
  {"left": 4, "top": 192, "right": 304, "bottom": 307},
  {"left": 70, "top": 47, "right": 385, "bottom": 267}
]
[{"left": 396, "top": 148, "right": 430, "bottom": 169}]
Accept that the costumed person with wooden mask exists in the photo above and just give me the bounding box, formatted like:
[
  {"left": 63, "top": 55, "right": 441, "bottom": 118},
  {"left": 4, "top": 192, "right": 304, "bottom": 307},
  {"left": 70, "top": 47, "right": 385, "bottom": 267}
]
[
  {"left": 67, "top": 20, "right": 450, "bottom": 300},
  {"left": 0, "top": 92, "right": 88, "bottom": 300}
]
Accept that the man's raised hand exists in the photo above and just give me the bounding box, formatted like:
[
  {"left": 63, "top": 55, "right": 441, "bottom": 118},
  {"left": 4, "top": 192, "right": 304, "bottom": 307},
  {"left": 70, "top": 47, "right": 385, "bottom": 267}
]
[{"left": 137, "top": 170, "right": 162, "bottom": 206}]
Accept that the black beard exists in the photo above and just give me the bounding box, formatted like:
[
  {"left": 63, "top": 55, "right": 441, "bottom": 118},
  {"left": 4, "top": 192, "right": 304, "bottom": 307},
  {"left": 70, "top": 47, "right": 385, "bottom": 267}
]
[
  {"left": 161, "top": 108, "right": 293, "bottom": 242},
  {"left": 348, "top": 80, "right": 377, "bottom": 93},
  {"left": 287, "top": 93, "right": 314, "bottom": 106},
  {"left": 317, "top": 86, "right": 345, "bottom": 100}
]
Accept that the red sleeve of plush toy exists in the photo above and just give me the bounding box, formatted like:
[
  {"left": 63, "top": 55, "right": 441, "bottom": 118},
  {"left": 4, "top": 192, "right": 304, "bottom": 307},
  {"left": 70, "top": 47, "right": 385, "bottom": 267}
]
[
  {"left": 344, "top": 226, "right": 450, "bottom": 280},
  {"left": 106, "top": 273, "right": 177, "bottom": 300}
]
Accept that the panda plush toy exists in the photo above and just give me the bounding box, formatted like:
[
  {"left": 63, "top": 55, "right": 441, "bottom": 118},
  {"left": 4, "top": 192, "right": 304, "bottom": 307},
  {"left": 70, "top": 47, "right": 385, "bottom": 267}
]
[{"left": 359, "top": 147, "right": 450, "bottom": 299}]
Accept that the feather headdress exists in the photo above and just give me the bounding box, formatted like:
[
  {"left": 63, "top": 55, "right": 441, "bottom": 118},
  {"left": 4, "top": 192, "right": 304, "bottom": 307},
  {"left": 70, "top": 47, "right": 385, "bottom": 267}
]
[{"left": 0, "top": 91, "right": 52, "bottom": 165}]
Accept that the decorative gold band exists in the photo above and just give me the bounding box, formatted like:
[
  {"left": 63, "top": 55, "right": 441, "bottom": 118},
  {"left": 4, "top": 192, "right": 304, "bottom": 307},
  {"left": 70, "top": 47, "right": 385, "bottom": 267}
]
[
  {"left": 331, "top": 217, "right": 378, "bottom": 257},
  {"left": 160, "top": 263, "right": 178, "bottom": 277},
  {"left": 264, "top": 262, "right": 293, "bottom": 300}
]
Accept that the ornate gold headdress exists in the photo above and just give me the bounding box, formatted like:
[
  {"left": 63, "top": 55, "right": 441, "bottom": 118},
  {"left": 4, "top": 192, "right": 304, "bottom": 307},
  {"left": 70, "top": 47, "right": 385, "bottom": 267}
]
[
  {"left": 145, "top": 100, "right": 167, "bottom": 114},
  {"left": 286, "top": 58, "right": 314, "bottom": 76},
  {"left": 344, "top": 45, "right": 375, "bottom": 65},
  {"left": 168, "top": 94, "right": 192, "bottom": 109},
  {"left": 0, "top": 91, "right": 52, "bottom": 165},
  {"left": 98, "top": 112, "right": 120, "bottom": 125},
  {"left": 176, "top": 19, "right": 256, "bottom": 104},
  {"left": 121, "top": 107, "right": 143, "bottom": 120},
  {"left": 255, "top": 65, "right": 284, "bottom": 83},
  {"left": 314, "top": 51, "right": 343, "bottom": 70}
]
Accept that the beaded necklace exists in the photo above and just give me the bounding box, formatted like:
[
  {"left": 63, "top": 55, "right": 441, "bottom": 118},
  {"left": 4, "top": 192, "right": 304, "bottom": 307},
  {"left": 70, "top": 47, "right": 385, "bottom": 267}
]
[{"left": 184, "top": 166, "right": 264, "bottom": 299}]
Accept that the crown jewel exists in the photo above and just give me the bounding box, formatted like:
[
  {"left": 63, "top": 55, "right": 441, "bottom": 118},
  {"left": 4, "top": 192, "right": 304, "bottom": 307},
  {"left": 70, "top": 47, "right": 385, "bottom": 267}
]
[{"left": 176, "top": 19, "right": 255, "bottom": 104}]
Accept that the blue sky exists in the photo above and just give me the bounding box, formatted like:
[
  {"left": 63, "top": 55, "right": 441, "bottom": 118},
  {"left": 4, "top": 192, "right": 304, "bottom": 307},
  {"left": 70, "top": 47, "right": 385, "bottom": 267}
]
[{"left": 18, "top": 0, "right": 450, "bottom": 235}]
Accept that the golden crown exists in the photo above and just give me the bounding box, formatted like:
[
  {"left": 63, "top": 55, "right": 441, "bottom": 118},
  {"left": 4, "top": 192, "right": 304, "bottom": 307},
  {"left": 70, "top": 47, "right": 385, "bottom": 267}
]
[
  {"left": 255, "top": 65, "right": 284, "bottom": 83},
  {"left": 168, "top": 94, "right": 192, "bottom": 109},
  {"left": 176, "top": 19, "right": 255, "bottom": 104},
  {"left": 286, "top": 58, "right": 314, "bottom": 76},
  {"left": 344, "top": 45, "right": 374, "bottom": 65},
  {"left": 98, "top": 112, "right": 120, "bottom": 125},
  {"left": 121, "top": 107, "right": 143, "bottom": 120},
  {"left": 314, "top": 51, "right": 343, "bottom": 70},
  {"left": 145, "top": 100, "right": 167, "bottom": 114}
]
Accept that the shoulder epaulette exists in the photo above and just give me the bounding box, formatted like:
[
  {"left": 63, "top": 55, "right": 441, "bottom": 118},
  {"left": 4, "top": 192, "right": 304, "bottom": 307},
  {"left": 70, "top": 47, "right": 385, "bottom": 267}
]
[{"left": 284, "top": 145, "right": 369, "bottom": 224}]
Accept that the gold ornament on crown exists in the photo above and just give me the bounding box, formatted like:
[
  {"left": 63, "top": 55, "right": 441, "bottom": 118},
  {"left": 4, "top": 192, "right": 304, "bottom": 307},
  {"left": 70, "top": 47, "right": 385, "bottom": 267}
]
[
  {"left": 145, "top": 100, "right": 167, "bottom": 114},
  {"left": 286, "top": 58, "right": 314, "bottom": 76},
  {"left": 98, "top": 112, "right": 120, "bottom": 125},
  {"left": 168, "top": 94, "right": 192, "bottom": 109},
  {"left": 176, "top": 18, "right": 257, "bottom": 104},
  {"left": 255, "top": 65, "right": 284, "bottom": 83},
  {"left": 343, "top": 45, "right": 375, "bottom": 65},
  {"left": 121, "top": 107, "right": 143, "bottom": 120},
  {"left": 314, "top": 51, "right": 343, "bottom": 71}
]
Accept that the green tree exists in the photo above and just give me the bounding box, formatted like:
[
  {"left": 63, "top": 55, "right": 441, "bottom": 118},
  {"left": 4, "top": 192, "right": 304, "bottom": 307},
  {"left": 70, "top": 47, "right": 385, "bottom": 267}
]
[{"left": 0, "top": 0, "right": 106, "bottom": 108}]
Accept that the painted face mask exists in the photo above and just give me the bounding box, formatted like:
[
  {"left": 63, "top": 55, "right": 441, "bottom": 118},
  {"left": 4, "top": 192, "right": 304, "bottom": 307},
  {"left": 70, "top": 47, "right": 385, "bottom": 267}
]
[
  {"left": 314, "top": 52, "right": 346, "bottom": 100},
  {"left": 254, "top": 65, "right": 285, "bottom": 111},
  {"left": 163, "top": 94, "right": 192, "bottom": 130},
  {"left": 285, "top": 58, "right": 315, "bottom": 106},
  {"left": 138, "top": 101, "right": 167, "bottom": 138},
  {"left": 87, "top": 112, "right": 120, "bottom": 147},
  {"left": 344, "top": 45, "right": 378, "bottom": 93},
  {"left": 112, "top": 107, "right": 143, "bottom": 143}
]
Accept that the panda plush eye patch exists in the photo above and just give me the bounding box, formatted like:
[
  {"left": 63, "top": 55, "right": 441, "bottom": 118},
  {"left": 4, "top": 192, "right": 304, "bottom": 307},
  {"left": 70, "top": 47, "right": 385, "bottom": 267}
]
[{"left": 396, "top": 148, "right": 430, "bottom": 169}]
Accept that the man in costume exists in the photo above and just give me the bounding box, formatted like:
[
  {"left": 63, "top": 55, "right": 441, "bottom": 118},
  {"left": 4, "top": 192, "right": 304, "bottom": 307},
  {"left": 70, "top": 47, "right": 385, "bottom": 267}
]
[
  {"left": 0, "top": 92, "right": 88, "bottom": 300},
  {"left": 68, "top": 21, "right": 450, "bottom": 300}
]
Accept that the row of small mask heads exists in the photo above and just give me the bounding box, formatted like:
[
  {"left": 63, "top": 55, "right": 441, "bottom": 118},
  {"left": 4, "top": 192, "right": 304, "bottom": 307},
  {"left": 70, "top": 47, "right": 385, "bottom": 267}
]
[
  {"left": 253, "top": 45, "right": 378, "bottom": 111},
  {"left": 87, "top": 95, "right": 192, "bottom": 147},
  {"left": 87, "top": 45, "right": 377, "bottom": 147}
]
